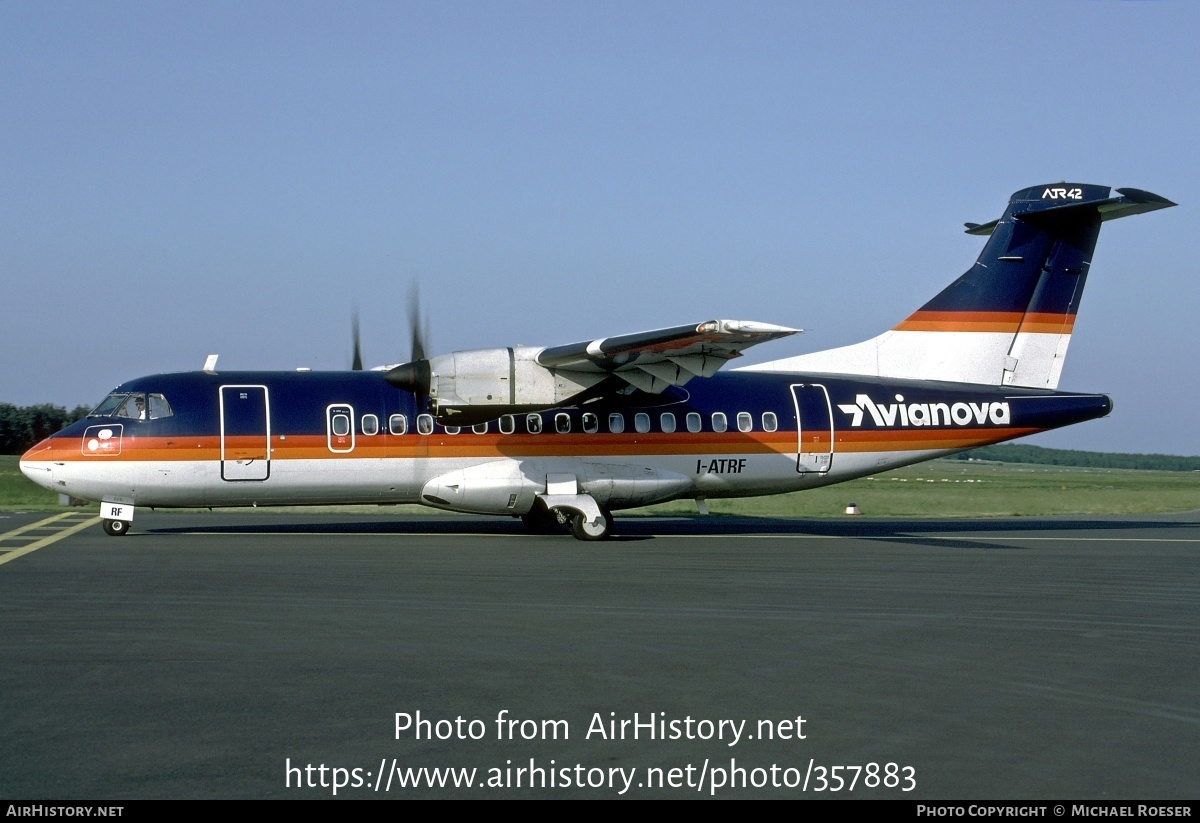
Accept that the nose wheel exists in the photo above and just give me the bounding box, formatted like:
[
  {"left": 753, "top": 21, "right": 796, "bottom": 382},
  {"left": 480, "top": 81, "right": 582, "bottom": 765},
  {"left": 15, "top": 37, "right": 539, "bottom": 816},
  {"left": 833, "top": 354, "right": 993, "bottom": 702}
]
[{"left": 102, "top": 519, "right": 130, "bottom": 537}]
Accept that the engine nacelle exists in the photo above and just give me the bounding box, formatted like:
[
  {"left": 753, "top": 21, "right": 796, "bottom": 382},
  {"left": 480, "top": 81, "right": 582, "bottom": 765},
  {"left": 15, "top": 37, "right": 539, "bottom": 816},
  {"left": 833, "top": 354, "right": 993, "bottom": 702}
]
[
  {"left": 419, "top": 461, "right": 540, "bottom": 515},
  {"left": 387, "top": 347, "right": 604, "bottom": 424},
  {"left": 579, "top": 462, "right": 692, "bottom": 510},
  {"left": 419, "top": 460, "right": 694, "bottom": 516}
]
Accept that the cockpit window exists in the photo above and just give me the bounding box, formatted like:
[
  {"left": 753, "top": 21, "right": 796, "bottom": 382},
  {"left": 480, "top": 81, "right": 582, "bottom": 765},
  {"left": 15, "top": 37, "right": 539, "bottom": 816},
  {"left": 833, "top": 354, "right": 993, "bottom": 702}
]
[
  {"left": 90, "top": 393, "right": 129, "bottom": 417},
  {"left": 116, "top": 395, "right": 147, "bottom": 419},
  {"left": 148, "top": 394, "right": 173, "bottom": 420},
  {"left": 89, "top": 392, "right": 173, "bottom": 420}
]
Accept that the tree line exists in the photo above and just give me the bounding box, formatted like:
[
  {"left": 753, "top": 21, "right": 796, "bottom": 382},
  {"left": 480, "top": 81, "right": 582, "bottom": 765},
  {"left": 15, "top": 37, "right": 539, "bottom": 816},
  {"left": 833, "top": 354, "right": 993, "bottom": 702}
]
[{"left": 1, "top": 403, "right": 91, "bottom": 454}]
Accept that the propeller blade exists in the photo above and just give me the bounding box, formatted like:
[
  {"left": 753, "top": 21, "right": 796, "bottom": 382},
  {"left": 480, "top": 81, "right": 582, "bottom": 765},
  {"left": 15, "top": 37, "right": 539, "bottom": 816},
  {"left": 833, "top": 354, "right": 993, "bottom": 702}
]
[
  {"left": 408, "top": 284, "right": 429, "bottom": 363},
  {"left": 351, "top": 311, "right": 363, "bottom": 371},
  {"left": 386, "top": 285, "right": 433, "bottom": 398}
]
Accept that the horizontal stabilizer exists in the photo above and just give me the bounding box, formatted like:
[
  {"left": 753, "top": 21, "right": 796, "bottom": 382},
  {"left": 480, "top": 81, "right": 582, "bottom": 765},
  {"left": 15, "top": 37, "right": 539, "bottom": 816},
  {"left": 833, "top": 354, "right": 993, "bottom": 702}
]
[
  {"left": 964, "top": 219, "right": 999, "bottom": 236},
  {"left": 963, "top": 185, "right": 1174, "bottom": 236},
  {"left": 1102, "top": 188, "right": 1178, "bottom": 220}
]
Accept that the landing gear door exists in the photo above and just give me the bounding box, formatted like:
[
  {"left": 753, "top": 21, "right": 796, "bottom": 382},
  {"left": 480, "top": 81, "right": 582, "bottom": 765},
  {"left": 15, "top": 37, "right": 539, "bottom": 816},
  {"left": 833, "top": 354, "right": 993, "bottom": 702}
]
[
  {"left": 791, "top": 383, "right": 833, "bottom": 474},
  {"left": 220, "top": 385, "right": 270, "bottom": 481}
]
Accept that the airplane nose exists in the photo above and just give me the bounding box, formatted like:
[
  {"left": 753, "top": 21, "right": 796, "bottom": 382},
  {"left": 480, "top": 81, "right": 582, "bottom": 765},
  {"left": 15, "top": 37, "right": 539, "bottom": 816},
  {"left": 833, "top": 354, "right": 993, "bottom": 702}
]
[
  {"left": 19, "top": 460, "right": 50, "bottom": 486},
  {"left": 19, "top": 442, "right": 56, "bottom": 491}
]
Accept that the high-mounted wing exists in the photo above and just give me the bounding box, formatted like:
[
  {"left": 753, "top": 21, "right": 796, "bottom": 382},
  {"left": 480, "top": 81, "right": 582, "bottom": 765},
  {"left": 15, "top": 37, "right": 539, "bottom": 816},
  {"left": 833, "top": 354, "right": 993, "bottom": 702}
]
[
  {"left": 386, "top": 320, "right": 799, "bottom": 424},
  {"left": 537, "top": 319, "right": 799, "bottom": 393}
]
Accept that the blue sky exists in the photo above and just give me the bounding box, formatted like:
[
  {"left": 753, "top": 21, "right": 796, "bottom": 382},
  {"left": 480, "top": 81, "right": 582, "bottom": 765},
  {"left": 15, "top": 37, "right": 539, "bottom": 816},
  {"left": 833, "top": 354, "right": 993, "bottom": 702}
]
[{"left": 2, "top": 1, "right": 1195, "bottom": 454}]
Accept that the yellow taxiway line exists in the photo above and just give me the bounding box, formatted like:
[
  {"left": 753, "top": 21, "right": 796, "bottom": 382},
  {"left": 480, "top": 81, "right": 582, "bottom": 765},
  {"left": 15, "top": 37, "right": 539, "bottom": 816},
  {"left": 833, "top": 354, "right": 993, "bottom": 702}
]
[{"left": 0, "top": 513, "right": 100, "bottom": 567}]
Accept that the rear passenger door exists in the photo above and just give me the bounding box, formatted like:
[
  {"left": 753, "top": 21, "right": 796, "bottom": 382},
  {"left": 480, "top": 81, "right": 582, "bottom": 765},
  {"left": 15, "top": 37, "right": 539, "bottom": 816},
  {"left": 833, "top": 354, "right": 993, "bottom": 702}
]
[{"left": 790, "top": 384, "right": 833, "bottom": 474}]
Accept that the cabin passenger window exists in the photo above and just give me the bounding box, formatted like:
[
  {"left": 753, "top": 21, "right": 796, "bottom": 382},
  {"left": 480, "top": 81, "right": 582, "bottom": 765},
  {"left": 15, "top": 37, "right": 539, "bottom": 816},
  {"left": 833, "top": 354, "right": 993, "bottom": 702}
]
[
  {"left": 634, "top": 413, "right": 651, "bottom": 433},
  {"left": 444, "top": 425, "right": 460, "bottom": 435},
  {"left": 660, "top": 413, "right": 676, "bottom": 433},
  {"left": 712, "top": 412, "right": 727, "bottom": 433},
  {"left": 472, "top": 422, "right": 488, "bottom": 434},
  {"left": 555, "top": 413, "right": 571, "bottom": 434},
  {"left": 148, "top": 394, "right": 173, "bottom": 420},
  {"left": 417, "top": 414, "right": 434, "bottom": 435},
  {"left": 686, "top": 412, "right": 701, "bottom": 433},
  {"left": 737, "top": 412, "right": 753, "bottom": 432},
  {"left": 526, "top": 414, "right": 542, "bottom": 434},
  {"left": 762, "top": 412, "right": 778, "bottom": 432},
  {"left": 499, "top": 415, "right": 515, "bottom": 435},
  {"left": 582, "top": 412, "right": 599, "bottom": 434},
  {"left": 332, "top": 414, "right": 351, "bottom": 437},
  {"left": 389, "top": 414, "right": 408, "bottom": 435},
  {"left": 608, "top": 413, "right": 625, "bottom": 434},
  {"left": 361, "top": 414, "right": 379, "bottom": 435}
]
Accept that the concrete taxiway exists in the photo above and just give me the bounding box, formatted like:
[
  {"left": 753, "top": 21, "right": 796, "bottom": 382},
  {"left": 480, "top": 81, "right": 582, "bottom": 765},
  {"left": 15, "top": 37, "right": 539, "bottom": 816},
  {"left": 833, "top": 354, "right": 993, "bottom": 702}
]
[{"left": 1, "top": 510, "right": 1197, "bottom": 799}]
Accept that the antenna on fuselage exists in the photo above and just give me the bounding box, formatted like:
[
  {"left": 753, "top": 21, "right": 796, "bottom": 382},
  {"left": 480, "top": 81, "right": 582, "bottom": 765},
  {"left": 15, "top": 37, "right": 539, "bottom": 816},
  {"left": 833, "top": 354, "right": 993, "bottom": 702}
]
[{"left": 203, "top": 354, "right": 219, "bottom": 374}]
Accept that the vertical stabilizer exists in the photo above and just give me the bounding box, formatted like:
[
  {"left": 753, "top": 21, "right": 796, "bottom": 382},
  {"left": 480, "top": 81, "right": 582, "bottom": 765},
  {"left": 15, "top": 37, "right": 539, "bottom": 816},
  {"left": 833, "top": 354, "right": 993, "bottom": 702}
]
[{"left": 750, "top": 184, "right": 1174, "bottom": 387}]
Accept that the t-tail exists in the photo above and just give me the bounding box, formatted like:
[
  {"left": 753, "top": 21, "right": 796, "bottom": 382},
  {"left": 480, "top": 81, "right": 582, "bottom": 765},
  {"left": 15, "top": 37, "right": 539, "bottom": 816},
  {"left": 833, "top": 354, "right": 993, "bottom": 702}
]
[{"left": 754, "top": 183, "right": 1175, "bottom": 387}]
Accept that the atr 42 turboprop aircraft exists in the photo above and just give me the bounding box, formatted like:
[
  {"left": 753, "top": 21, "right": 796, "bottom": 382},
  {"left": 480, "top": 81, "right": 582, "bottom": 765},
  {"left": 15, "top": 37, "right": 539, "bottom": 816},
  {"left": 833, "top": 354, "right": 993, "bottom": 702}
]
[{"left": 20, "top": 183, "right": 1174, "bottom": 540}]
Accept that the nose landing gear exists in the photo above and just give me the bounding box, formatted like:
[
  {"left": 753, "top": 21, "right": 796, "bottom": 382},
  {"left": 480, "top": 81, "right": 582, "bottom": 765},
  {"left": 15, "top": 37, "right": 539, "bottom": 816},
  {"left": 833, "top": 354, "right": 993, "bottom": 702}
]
[{"left": 102, "top": 519, "right": 129, "bottom": 537}]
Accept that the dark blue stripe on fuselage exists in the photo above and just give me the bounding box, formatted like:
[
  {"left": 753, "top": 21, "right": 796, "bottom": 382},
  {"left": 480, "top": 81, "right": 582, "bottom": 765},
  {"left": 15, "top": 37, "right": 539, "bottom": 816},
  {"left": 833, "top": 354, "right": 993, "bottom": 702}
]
[{"left": 48, "top": 369, "right": 1111, "bottom": 441}]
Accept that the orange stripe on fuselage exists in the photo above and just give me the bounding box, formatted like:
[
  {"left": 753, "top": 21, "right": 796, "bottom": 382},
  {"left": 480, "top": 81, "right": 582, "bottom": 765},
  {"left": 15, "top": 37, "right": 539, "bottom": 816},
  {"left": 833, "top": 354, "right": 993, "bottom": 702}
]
[
  {"left": 834, "top": 427, "right": 1037, "bottom": 452},
  {"left": 29, "top": 426, "right": 1042, "bottom": 463}
]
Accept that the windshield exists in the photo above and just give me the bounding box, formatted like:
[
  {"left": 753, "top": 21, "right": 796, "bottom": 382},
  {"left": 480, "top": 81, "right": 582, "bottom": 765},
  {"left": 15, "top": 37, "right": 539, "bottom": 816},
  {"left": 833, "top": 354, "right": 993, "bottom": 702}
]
[
  {"left": 89, "top": 392, "right": 173, "bottom": 420},
  {"left": 89, "top": 393, "right": 128, "bottom": 417}
]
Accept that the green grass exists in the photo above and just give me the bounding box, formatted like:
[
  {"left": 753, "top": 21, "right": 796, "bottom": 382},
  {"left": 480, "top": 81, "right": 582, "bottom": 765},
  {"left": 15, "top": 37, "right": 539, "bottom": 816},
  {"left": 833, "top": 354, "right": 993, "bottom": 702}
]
[
  {"left": 3, "top": 454, "right": 1198, "bottom": 518},
  {"left": 639, "top": 460, "right": 1200, "bottom": 518}
]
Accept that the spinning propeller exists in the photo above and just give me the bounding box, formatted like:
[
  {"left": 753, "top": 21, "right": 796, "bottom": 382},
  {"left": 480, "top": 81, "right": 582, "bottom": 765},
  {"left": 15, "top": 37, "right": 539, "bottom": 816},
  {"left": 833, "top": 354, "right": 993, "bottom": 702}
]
[
  {"left": 348, "top": 286, "right": 431, "bottom": 388},
  {"left": 386, "top": 286, "right": 433, "bottom": 396}
]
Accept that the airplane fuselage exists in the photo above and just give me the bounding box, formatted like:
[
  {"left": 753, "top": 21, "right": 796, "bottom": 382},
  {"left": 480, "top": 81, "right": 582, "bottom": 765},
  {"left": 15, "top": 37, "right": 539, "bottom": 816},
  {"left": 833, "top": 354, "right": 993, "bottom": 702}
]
[{"left": 20, "top": 368, "right": 1109, "bottom": 515}]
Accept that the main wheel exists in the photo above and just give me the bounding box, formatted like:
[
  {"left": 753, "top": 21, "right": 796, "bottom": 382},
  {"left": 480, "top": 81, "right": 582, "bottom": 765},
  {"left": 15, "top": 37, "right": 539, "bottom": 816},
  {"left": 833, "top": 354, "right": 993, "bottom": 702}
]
[
  {"left": 521, "top": 502, "right": 564, "bottom": 534},
  {"left": 569, "top": 510, "right": 613, "bottom": 541},
  {"left": 102, "top": 519, "right": 129, "bottom": 537}
]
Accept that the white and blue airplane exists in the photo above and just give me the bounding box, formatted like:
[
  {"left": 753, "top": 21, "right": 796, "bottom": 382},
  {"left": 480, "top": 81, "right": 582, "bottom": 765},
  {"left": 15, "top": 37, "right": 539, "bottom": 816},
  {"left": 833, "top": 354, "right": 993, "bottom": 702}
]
[{"left": 20, "top": 183, "right": 1174, "bottom": 539}]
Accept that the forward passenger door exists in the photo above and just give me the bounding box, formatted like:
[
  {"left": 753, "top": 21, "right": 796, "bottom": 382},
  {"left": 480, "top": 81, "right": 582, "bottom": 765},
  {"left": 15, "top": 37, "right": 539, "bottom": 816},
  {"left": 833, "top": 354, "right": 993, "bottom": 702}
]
[{"left": 220, "top": 385, "right": 271, "bottom": 481}]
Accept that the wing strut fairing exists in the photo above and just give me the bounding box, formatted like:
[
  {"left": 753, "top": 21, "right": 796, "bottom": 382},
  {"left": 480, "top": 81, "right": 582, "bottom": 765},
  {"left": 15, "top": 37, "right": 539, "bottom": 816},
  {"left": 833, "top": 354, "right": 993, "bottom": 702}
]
[{"left": 386, "top": 319, "right": 799, "bottom": 424}]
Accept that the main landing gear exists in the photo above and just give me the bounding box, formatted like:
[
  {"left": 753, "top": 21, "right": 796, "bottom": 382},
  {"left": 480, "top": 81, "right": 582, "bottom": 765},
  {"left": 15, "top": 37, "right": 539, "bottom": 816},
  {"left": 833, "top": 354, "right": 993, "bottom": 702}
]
[
  {"left": 521, "top": 501, "right": 564, "bottom": 534},
  {"left": 521, "top": 500, "right": 614, "bottom": 541},
  {"left": 569, "top": 509, "right": 615, "bottom": 541}
]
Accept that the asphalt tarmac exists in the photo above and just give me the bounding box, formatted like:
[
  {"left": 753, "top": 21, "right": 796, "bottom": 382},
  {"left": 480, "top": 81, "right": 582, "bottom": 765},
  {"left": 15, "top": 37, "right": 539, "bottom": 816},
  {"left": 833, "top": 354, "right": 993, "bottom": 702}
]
[{"left": 1, "top": 509, "right": 1197, "bottom": 799}]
